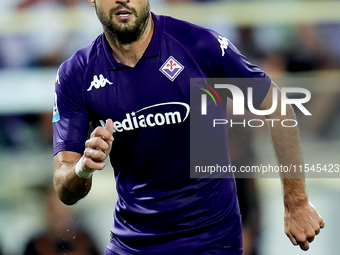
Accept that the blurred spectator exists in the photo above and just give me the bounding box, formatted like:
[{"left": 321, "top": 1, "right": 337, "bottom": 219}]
[
  {"left": 23, "top": 187, "right": 100, "bottom": 255},
  {"left": 286, "top": 25, "right": 326, "bottom": 72},
  {"left": 0, "top": 0, "right": 99, "bottom": 149},
  {"left": 258, "top": 22, "right": 340, "bottom": 139},
  {"left": 261, "top": 51, "right": 286, "bottom": 77},
  {"left": 0, "top": 0, "right": 96, "bottom": 69},
  {"left": 236, "top": 26, "right": 266, "bottom": 65},
  {"left": 284, "top": 24, "right": 340, "bottom": 139},
  {"left": 318, "top": 22, "right": 340, "bottom": 67},
  {"left": 15, "top": 0, "right": 85, "bottom": 67}
]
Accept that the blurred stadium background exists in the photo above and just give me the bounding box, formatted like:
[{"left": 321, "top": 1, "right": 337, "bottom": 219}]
[{"left": 0, "top": 0, "right": 340, "bottom": 254}]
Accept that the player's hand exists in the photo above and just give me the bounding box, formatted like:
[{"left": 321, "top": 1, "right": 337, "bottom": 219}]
[
  {"left": 81, "top": 119, "right": 114, "bottom": 172},
  {"left": 284, "top": 201, "right": 324, "bottom": 251}
]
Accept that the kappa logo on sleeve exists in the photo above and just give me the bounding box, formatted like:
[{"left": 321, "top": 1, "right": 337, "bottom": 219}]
[
  {"left": 217, "top": 36, "right": 229, "bottom": 57},
  {"left": 160, "top": 56, "right": 185, "bottom": 82},
  {"left": 56, "top": 68, "right": 60, "bottom": 85},
  {"left": 87, "top": 74, "right": 113, "bottom": 91}
]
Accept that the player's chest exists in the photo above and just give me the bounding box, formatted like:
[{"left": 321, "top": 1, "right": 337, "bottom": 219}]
[{"left": 85, "top": 55, "right": 203, "bottom": 121}]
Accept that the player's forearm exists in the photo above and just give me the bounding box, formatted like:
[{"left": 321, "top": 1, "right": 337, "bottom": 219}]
[
  {"left": 267, "top": 104, "right": 308, "bottom": 207},
  {"left": 261, "top": 85, "right": 324, "bottom": 250},
  {"left": 54, "top": 154, "right": 92, "bottom": 205}
]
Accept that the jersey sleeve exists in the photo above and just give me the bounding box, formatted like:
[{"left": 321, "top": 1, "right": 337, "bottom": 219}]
[
  {"left": 203, "top": 31, "right": 271, "bottom": 109},
  {"left": 53, "top": 59, "right": 89, "bottom": 155}
]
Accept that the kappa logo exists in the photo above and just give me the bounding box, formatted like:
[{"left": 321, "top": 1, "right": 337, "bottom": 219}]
[
  {"left": 87, "top": 74, "right": 113, "bottom": 91},
  {"left": 56, "top": 68, "right": 60, "bottom": 85},
  {"left": 160, "top": 56, "right": 185, "bottom": 82},
  {"left": 217, "top": 36, "right": 229, "bottom": 57}
]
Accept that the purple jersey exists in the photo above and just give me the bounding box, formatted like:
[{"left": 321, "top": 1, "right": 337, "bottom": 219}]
[{"left": 53, "top": 13, "right": 270, "bottom": 255}]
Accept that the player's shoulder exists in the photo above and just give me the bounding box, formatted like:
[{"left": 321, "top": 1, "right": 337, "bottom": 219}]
[
  {"left": 160, "top": 14, "right": 223, "bottom": 54},
  {"left": 57, "top": 35, "right": 103, "bottom": 84}
]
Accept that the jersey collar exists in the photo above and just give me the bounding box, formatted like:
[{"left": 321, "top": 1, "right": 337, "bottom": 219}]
[
  {"left": 142, "top": 12, "right": 161, "bottom": 58},
  {"left": 102, "top": 12, "right": 162, "bottom": 70}
]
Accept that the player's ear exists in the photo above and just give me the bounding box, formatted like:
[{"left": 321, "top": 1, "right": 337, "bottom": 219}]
[{"left": 88, "top": 0, "right": 95, "bottom": 7}]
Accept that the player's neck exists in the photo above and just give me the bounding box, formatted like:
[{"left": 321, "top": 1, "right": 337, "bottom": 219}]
[{"left": 105, "top": 15, "right": 154, "bottom": 68}]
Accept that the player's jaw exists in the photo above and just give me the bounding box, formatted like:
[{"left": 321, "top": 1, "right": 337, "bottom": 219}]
[{"left": 95, "top": 0, "right": 150, "bottom": 45}]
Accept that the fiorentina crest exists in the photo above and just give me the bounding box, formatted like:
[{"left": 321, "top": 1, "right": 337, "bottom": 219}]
[{"left": 159, "top": 56, "right": 185, "bottom": 82}]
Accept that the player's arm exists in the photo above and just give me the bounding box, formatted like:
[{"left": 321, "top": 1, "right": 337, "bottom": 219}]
[
  {"left": 54, "top": 119, "right": 114, "bottom": 205},
  {"left": 259, "top": 82, "right": 324, "bottom": 251}
]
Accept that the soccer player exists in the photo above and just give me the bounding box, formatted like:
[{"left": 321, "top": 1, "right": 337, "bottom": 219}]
[{"left": 52, "top": 0, "right": 325, "bottom": 254}]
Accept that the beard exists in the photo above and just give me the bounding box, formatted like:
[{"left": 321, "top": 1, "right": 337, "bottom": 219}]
[{"left": 95, "top": 1, "right": 150, "bottom": 45}]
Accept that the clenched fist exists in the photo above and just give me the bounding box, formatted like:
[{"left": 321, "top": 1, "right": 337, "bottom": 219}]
[
  {"left": 284, "top": 201, "right": 325, "bottom": 251},
  {"left": 80, "top": 119, "right": 114, "bottom": 173}
]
